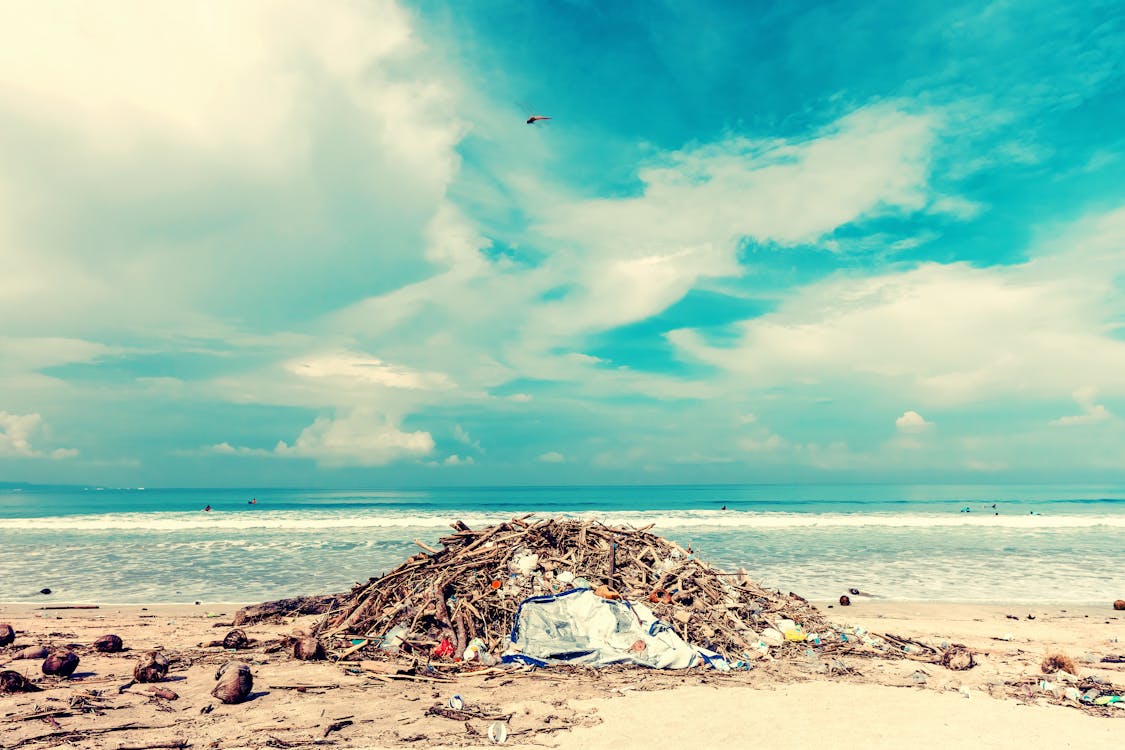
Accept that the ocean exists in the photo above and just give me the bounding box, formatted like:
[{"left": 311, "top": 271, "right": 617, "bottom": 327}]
[{"left": 1, "top": 484, "right": 1122, "bottom": 605}]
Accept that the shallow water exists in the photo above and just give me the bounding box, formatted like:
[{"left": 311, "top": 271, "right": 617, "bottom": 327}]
[{"left": 2, "top": 484, "right": 1121, "bottom": 604}]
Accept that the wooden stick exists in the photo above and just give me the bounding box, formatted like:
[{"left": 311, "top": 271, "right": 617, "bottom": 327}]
[
  {"left": 40, "top": 605, "right": 100, "bottom": 610},
  {"left": 3, "top": 709, "right": 72, "bottom": 722},
  {"left": 9, "top": 722, "right": 176, "bottom": 750},
  {"left": 414, "top": 539, "right": 441, "bottom": 555}
]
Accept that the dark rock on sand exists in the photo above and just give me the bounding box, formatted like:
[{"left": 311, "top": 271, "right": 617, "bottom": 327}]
[{"left": 0, "top": 623, "right": 14, "bottom": 646}]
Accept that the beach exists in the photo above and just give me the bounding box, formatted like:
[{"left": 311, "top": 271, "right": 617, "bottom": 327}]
[{"left": 2, "top": 599, "right": 1121, "bottom": 749}]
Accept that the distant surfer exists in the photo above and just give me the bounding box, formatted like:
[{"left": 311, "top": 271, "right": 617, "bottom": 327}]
[
  {"left": 248, "top": 498, "right": 257, "bottom": 505},
  {"left": 203, "top": 505, "right": 212, "bottom": 512}
]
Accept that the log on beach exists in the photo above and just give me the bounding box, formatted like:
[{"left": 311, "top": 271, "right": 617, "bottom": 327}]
[
  {"left": 233, "top": 594, "right": 342, "bottom": 626},
  {"left": 12, "top": 645, "right": 49, "bottom": 660}
]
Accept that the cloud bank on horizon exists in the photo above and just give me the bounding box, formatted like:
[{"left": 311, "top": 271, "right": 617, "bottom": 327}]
[{"left": 2, "top": 0, "right": 1124, "bottom": 486}]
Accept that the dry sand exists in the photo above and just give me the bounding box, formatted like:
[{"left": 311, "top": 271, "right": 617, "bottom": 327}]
[{"left": 1, "top": 599, "right": 1121, "bottom": 749}]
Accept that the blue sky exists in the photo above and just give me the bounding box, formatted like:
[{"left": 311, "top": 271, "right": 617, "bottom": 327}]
[{"left": 2, "top": 0, "right": 1125, "bottom": 487}]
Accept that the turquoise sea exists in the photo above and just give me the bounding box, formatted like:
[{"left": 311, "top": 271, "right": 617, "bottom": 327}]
[{"left": 1, "top": 484, "right": 1122, "bottom": 604}]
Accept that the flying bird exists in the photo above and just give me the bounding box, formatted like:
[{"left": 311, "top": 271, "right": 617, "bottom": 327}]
[{"left": 526, "top": 115, "right": 551, "bottom": 125}]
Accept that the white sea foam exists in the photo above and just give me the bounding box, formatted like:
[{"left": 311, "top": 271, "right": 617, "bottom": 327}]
[{"left": 1, "top": 509, "right": 1123, "bottom": 532}]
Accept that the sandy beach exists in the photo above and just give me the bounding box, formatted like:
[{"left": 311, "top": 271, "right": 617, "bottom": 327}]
[{"left": 1, "top": 599, "right": 1120, "bottom": 749}]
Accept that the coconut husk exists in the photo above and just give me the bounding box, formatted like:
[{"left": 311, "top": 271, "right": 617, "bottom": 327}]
[
  {"left": 133, "top": 650, "right": 170, "bottom": 682},
  {"left": 0, "top": 623, "right": 14, "bottom": 647},
  {"left": 222, "top": 628, "right": 250, "bottom": 650},
  {"left": 940, "top": 645, "right": 975, "bottom": 671},
  {"left": 12, "top": 645, "right": 49, "bottom": 660},
  {"left": 292, "top": 637, "right": 325, "bottom": 661},
  {"left": 0, "top": 670, "right": 41, "bottom": 693},
  {"left": 1041, "top": 652, "right": 1077, "bottom": 675},
  {"left": 42, "top": 650, "right": 79, "bottom": 677},
  {"left": 93, "top": 633, "right": 124, "bottom": 653},
  {"left": 212, "top": 661, "right": 253, "bottom": 704},
  {"left": 839, "top": 595, "right": 851, "bottom": 606},
  {"left": 1114, "top": 599, "right": 1125, "bottom": 611}
]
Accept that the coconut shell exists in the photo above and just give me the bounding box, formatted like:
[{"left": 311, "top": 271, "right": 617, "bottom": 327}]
[
  {"left": 42, "top": 650, "right": 80, "bottom": 677},
  {"left": 0, "top": 670, "right": 41, "bottom": 693},
  {"left": 211, "top": 661, "right": 253, "bottom": 704},
  {"left": 13, "top": 645, "right": 49, "bottom": 660},
  {"left": 222, "top": 628, "right": 249, "bottom": 650},
  {"left": 839, "top": 595, "right": 851, "bottom": 607},
  {"left": 1114, "top": 599, "right": 1125, "bottom": 611},
  {"left": 0, "top": 623, "right": 14, "bottom": 647},
  {"left": 292, "top": 637, "right": 325, "bottom": 661},
  {"left": 93, "top": 634, "right": 124, "bottom": 653},
  {"left": 939, "top": 645, "right": 975, "bottom": 671},
  {"left": 133, "top": 650, "right": 170, "bottom": 683}
]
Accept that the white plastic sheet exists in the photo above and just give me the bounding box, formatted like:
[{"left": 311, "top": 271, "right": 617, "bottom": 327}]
[{"left": 503, "top": 588, "right": 728, "bottom": 669}]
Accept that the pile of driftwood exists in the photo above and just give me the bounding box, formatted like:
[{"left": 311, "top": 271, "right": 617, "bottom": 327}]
[{"left": 317, "top": 516, "right": 848, "bottom": 665}]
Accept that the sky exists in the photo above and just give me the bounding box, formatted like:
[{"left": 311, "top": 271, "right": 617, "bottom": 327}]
[{"left": 2, "top": 0, "right": 1125, "bottom": 488}]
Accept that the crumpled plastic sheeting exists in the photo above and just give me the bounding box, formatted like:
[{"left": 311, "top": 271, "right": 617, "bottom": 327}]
[{"left": 503, "top": 588, "right": 728, "bottom": 669}]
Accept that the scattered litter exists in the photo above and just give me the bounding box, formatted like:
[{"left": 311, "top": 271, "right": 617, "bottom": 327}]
[{"left": 488, "top": 720, "right": 509, "bottom": 744}]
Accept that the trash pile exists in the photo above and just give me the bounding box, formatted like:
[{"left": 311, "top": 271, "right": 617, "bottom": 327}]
[{"left": 318, "top": 516, "right": 867, "bottom": 668}]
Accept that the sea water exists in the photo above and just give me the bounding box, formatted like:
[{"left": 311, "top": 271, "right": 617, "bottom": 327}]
[{"left": 1, "top": 484, "right": 1122, "bottom": 604}]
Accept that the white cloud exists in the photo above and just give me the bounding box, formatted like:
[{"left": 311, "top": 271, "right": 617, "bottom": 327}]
[
  {"left": 895, "top": 410, "right": 933, "bottom": 432},
  {"left": 211, "top": 410, "right": 434, "bottom": 467},
  {"left": 0, "top": 0, "right": 464, "bottom": 343},
  {"left": 520, "top": 104, "right": 938, "bottom": 343},
  {"left": 537, "top": 451, "right": 565, "bottom": 463},
  {"left": 928, "top": 195, "right": 985, "bottom": 220},
  {"left": 671, "top": 206, "right": 1125, "bottom": 406},
  {"left": 740, "top": 434, "right": 785, "bottom": 452},
  {"left": 206, "top": 442, "right": 273, "bottom": 457},
  {"left": 0, "top": 411, "right": 77, "bottom": 459},
  {"left": 442, "top": 454, "right": 474, "bottom": 466},
  {"left": 1050, "top": 386, "right": 1112, "bottom": 426},
  {"left": 288, "top": 352, "right": 454, "bottom": 391},
  {"left": 452, "top": 424, "right": 483, "bottom": 452}
]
